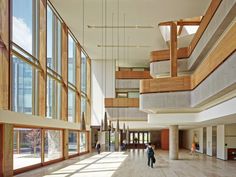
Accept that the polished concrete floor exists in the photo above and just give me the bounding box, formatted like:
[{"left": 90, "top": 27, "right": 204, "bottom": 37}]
[{"left": 15, "top": 149, "right": 236, "bottom": 177}]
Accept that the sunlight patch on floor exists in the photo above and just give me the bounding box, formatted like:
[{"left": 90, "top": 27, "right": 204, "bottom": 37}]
[{"left": 43, "top": 152, "right": 128, "bottom": 177}]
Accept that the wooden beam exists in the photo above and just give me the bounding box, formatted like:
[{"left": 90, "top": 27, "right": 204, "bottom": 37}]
[
  {"left": 115, "top": 71, "right": 152, "bottom": 79},
  {"left": 61, "top": 23, "right": 68, "bottom": 121},
  {"left": 0, "top": 0, "right": 10, "bottom": 110},
  {"left": 1, "top": 124, "right": 14, "bottom": 177},
  {"left": 170, "top": 22, "right": 177, "bottom": 77},
  {"left": 86, "top": 57, "right": 91, "bottom": 125},
  {"left": 178, "top": 20, "right": 183, "bottom": 36},
  {"left": 75, "top": 44, "right": 81, "bottom": 124},
  {"left": 159, "top": 20, "right": 201, "bottom": 26},
  {"left": 38, "top": 0, "right": 47, "bottom": 116},
  {"left": 63, "top": 129, "right": 69, "bottom": 159}
]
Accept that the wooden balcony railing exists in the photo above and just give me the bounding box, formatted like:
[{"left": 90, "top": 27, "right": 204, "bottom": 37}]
[
  {"left": 116, "top": 71, "right": 152, "bottom": 79},
  {"left": 105, "top": 98, "right": 139, "bottom": 108}
]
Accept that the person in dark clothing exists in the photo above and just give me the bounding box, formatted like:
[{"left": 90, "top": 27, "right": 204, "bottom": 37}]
[
  {"left": 147, "top": 143, "right": 155, "bottom": 168},
  {"left": 96, "top": 141, "right": 101, "bottom": 154}
]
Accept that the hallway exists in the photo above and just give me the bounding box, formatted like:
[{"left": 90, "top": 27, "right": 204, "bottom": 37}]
[{"left": 15, "top": 149, "right": 236, "bottom": 177}]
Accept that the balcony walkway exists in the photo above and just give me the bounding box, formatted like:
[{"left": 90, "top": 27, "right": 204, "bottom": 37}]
[{"left": 15, "top": 149, "right": 236, "bottom": 177}]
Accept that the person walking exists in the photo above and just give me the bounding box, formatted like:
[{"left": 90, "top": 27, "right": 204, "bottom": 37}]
[
  {"left": 96, "top": 141, "right": 101, "bottom": 154},
  {"left": 147, "top": 143, "right": 155, "bottom": 168}
]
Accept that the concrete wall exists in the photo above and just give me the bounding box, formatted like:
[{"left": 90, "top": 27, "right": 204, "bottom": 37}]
[
  {"left": 182, "top": 128, "right": 203, "bottom": 153},
  {"left": 91, "top": 60, "right": 115, "bottom": 126},
  {"left": 116, "top": 79, "right": 140, "bottom": 89},
  {"left": 217, "top": 124, "right": 226, "bottom": 160},
  {"left": 207, "top": 126, "right": 213, "bottom": 156}
]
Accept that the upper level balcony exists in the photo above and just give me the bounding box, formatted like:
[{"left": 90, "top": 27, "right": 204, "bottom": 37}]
[{"left": 140, "top": 0, "right": 236, "bottom": 113}]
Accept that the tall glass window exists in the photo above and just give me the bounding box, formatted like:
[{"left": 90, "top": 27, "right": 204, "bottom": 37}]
[
  {"left": 81, "top": 96, "right": 87, "bottom": 119},
  {"left": 46, "top": 4, "right": 62, "bottom": 119},
  {"left": 80, "top": 132, "right": 87, "bottom": 153},
  {"left": 46, "top": 77, "right": 61, "bottom": 119},
  {"left": 68, "top": 34, "right": 76, "bottom": 85},
  {"left": 139, "top": 133, "right": 143, "bottom": 144},
  {"left": 47, "top": 5, "right": 61, "bottom": 74},
  {"left": 12, "top": 0, "right": 38, "bottom": 57},
  {"left": 12, "top": 57, "right": 34, "bottom": 114},
  {"left": 68, "top": 131, "right": 78, "bottom": 155},
  {"left": 68, "top": 89, "right": 76, "bottom": 123},
  {"left": 81, "top": 51, "right": 87, "bottom": 93},
  {"left": 44, "top": 129, "right": 63, "bottom": 162},
  {"left": 11, "top": 0, "right": 39, "bottom": 115},
  {"left": 130, "top": 132, "right": 133, "bottom": 144},
  {"left": 13, "top": 128, "right": 41, "bottom": 170}
]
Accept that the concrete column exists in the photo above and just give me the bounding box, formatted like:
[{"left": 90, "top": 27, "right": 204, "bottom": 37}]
[{"left": 169, "top": 125, "right": 179, "bottom": 160}]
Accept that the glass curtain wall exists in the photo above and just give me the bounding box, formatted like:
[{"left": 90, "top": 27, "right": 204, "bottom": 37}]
[
  {"left": 80, "top": 132, "right": 87, "bottom": 153},
  {"left": 68, "top": 34, "right": 76, "bottom": 123},
  {"left": 44, "top": 129, "right": 63, "bottom": 162},
  {"left": 13, "top": 128, "right": 41, "bottom": 170},
  {"left": 46, "top": 5, "right": 62, "bottom": 119},
  {"left": 68, "top": 131, "right": 78, "bottom": 155},
  {"left": 11, "top": 0, "right": 39, "bottom": 114}
]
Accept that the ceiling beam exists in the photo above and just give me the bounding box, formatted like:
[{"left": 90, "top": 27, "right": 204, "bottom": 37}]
[{"left": 159, "top": 21, "right": 201, "bottom": 26}]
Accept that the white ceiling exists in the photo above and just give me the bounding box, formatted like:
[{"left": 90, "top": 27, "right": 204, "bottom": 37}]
[{"left": 50, "top": 0, "right": 211, "bottom": 67}]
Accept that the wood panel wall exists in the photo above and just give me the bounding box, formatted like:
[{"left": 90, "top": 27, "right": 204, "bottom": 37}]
[
  {"left": 105, "top": 98, "right": 139, "bottom": 108},
  {"left": 161, "top": 129, "right": 169, "bottom": 150}
]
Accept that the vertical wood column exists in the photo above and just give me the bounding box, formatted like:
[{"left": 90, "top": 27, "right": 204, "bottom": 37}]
[
  {"left": 1, "top": 124, "right": 13, "bottom": 177},
  {"left": 38, "top": 0, "right": 47, "bottom": 116},
  {"left": 170, "top": 22, "right": 177, "bottom": 77},
  {"left": 86, "top": 57, "right": 91, "bottom": 125},
  {"left": 63, "top": 129, "right": 69, "bottom": 159},
  {"left": 75, "top": 44, "right": 81, "bottom": 124},
  {"left": 0, "top": 0, "right": 10, "bottom": 110},
  {"left": 61, "top": 23, "right": 68, "bottom": 121}
]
